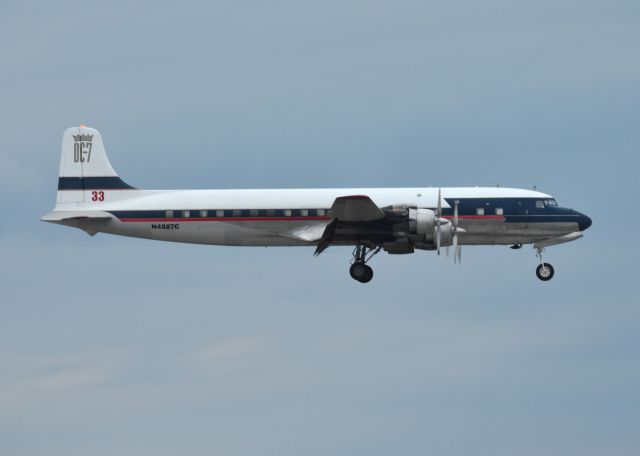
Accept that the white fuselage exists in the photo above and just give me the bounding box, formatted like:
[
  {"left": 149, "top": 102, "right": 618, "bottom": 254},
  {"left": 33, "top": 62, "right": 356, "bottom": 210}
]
[{"left": 47, "top": 186, "right": 583, "bottom": 247}]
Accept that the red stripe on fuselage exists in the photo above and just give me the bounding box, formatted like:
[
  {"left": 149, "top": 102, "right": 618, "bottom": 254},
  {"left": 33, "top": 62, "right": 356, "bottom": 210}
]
[
  {"left": 119, "top": 216, "right": 333, "bottom": 222},
  {"left": 118, "top": 215, "right": 505, "bottom": 222},
  {"left": 442, "top": 215, "right": 505, "bottom": 220}
]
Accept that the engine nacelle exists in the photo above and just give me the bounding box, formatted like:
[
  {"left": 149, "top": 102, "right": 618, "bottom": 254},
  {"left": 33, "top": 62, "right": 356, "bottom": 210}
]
[{"left": 408, "top": 208, "right": 436, "bottom": 241}]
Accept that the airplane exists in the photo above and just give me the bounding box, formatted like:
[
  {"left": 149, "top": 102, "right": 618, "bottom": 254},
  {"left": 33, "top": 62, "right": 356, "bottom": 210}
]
[{"left": 42, "top": 126, "right": 592, "bottom": 283}]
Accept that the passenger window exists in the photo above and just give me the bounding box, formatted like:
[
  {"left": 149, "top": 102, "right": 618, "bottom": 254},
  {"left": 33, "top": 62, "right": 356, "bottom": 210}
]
[
  {"left": 317, "top": 209, "right": 325, "bottom": 216},
  {"left": 250, "top": 209, "right": 258, "bottom": 217},
  {"left": 267, "top": 209, "right": 275, "bottom": 217},
  {"left": 476, "top": 208, "right": 485, "bottom": 215},
  {"left": 182, "top": 210, "right": 190, "bottom": 218},
  {"left": 301, "top": 209, "right": 308, "bottom": 217},
  {"left": 233, "top": 209, "right": 241, "bottom": 217},
  {"left": 536, "top": 200, "right": 544, "bottom": 208},
  {"left": 216, "top": 210, "right": 224, "bottom": 217},
  {"left": 166, "top": 210, "right": 173, "bottom": 218},
  {"left": 284, "top": 209, "right": 292, "bottom": 217},
  {"left": 496, "top": 208, "right": 503, "bottom": 215},
  {"left": 200, "top": 210, "right": 207, "bottom": 217}
]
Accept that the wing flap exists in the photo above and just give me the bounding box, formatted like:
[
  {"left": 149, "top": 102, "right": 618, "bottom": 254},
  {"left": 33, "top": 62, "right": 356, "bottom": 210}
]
[{"left": 314, "top": 218, "right": 338, "bottom": 256}]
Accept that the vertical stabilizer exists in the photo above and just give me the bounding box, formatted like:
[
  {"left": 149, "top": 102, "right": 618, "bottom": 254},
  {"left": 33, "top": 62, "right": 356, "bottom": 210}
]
[{"left": 57, "top": 126, "right": 134, "bottom": 204}]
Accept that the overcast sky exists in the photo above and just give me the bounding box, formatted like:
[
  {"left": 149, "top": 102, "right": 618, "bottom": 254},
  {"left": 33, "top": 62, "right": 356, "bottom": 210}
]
[{"left": 1, "top": 1, "right": 639, "bottom": 455}]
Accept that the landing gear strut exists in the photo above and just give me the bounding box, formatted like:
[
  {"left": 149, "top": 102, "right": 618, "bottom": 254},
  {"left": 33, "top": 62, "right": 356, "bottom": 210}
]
[
  {"left": 535, "top": 248, "right": 555, "bottom": 281},
  {"left": 349, "top": 244, "right": 380, "bottom": 283}
]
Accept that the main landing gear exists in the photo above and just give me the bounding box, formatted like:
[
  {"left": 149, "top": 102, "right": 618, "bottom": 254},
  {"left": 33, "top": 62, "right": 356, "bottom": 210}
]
[
  {"left": 535, "top": 248, "right": 555, "bottom": 281},
  {"left": 349, "top": 244, "right": 381, "bottom": 283}
]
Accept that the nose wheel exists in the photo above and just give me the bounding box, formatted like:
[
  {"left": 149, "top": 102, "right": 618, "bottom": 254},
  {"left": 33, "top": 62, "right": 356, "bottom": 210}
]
[
  {"left": 536, "top": 263, "right": 554, "bottom": 281},
  {"left": 349, "top": 244, "right": 380, "bottom": 283},
  {"left": 535, "top": 248, "right": 555, "bottom": 281}
]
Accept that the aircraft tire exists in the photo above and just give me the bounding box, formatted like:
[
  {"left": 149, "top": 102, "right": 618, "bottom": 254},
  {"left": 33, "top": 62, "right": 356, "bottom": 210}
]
[
  {"left": 536, "top": 263, "right": 554, "bottom": 281},
  {"left": 350, "top": 263, "right": 373, "bottom": 283}
]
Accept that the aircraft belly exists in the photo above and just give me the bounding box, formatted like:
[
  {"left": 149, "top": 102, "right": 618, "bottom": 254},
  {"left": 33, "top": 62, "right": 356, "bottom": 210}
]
[
  {"left": 100, "top": 220, "right": 312, "bottom": 246},
  {"left": 200, "top": 221, "right": 313, "bottom": 246},
  {"left": 90, "top": 217, "right": 579, "bottom": 248},
  {"left": 458, "top": 220, "right": 579, "bottom": 245}
]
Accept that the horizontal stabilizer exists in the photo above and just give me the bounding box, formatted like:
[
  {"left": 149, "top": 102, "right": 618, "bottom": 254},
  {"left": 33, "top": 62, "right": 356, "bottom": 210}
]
[{"left": 40, "top": 210, "right": 114, "bottom": 222}]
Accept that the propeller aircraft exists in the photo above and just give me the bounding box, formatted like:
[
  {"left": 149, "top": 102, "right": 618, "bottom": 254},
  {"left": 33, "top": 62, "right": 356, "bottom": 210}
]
[{"left": 42, "top": 126, "right": 592, "bottom": 283}]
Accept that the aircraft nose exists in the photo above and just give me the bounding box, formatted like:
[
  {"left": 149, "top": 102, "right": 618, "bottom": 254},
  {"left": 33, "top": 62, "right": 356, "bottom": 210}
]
[{"left": 577, "top": 212, "right": 592, "bottom": 231}]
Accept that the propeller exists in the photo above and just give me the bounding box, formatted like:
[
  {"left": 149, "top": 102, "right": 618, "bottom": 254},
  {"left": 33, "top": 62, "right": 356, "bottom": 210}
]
[{"left": 435, "top": 190, "right": 462, "bottom": 262}]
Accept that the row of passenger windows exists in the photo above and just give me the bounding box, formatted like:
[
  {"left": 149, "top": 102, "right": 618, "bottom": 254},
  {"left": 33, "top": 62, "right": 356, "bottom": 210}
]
[
  {"left": 164, "top": 209, "right": 328, "bottom": 218},
  {"left": 476, "top": 207, "right": 504, "bottom": 215},
  {"left": 166, "top": 207, "right": 515, "bottom": 217},
  {"left": 161, "top": 200, "right": 556, "bottom": 219}
]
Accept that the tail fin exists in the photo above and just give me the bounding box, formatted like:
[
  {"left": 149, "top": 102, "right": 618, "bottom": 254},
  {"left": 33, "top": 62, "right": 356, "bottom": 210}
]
[{"left": 57, "top": 125, "right": 134, "bottom": 203}]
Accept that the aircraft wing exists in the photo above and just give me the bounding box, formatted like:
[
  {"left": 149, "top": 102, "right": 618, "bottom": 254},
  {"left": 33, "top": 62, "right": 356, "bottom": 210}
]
[
  {"left": 328, "top": 195, "right": 385, "bottom": 222},
  {"left": 276, "top": 196, "right": 385, "bottom": 245},
  {"left": 314, "top": 195, "right": 388, "bottom": 255}
]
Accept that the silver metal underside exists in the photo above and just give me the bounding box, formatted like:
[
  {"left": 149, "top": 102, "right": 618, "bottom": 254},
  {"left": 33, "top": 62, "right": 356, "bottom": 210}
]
[{"left": 57, "top": 218, "right": 580, "bottom": 248}]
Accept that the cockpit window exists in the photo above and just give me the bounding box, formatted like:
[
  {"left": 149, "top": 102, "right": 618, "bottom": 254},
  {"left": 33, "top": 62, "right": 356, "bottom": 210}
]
[
  {"left": 536, "top": 200, "right": 544, "bottom": 208},
  {"left": 545, "top": 199, "right": 558, "bottom": 206}
]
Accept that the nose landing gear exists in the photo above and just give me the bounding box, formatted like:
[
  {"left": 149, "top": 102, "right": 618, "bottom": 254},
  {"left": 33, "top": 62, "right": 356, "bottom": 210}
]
[
  {"left": 349, "top": 244, "right": 380, "bottom": 283},
  {"left": 535, "top": 248, "right": 555, "bottom": 281}
]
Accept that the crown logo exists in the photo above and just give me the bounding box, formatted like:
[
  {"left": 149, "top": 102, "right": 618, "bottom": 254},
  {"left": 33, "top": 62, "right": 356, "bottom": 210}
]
[{"left": 73, "top": 134, "right": 93, "bottom": 142}]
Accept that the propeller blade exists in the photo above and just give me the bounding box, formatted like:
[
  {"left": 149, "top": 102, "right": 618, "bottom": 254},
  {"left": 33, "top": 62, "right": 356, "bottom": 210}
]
[
  {"left": 452, "top": 200, "right": 462, "bottom": 264},
  {"left": 453, "top": 233, "right": 457, "bottom": 263},
  {"left": 453, "top": 200, "right": 459, "bottom": 229}
]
